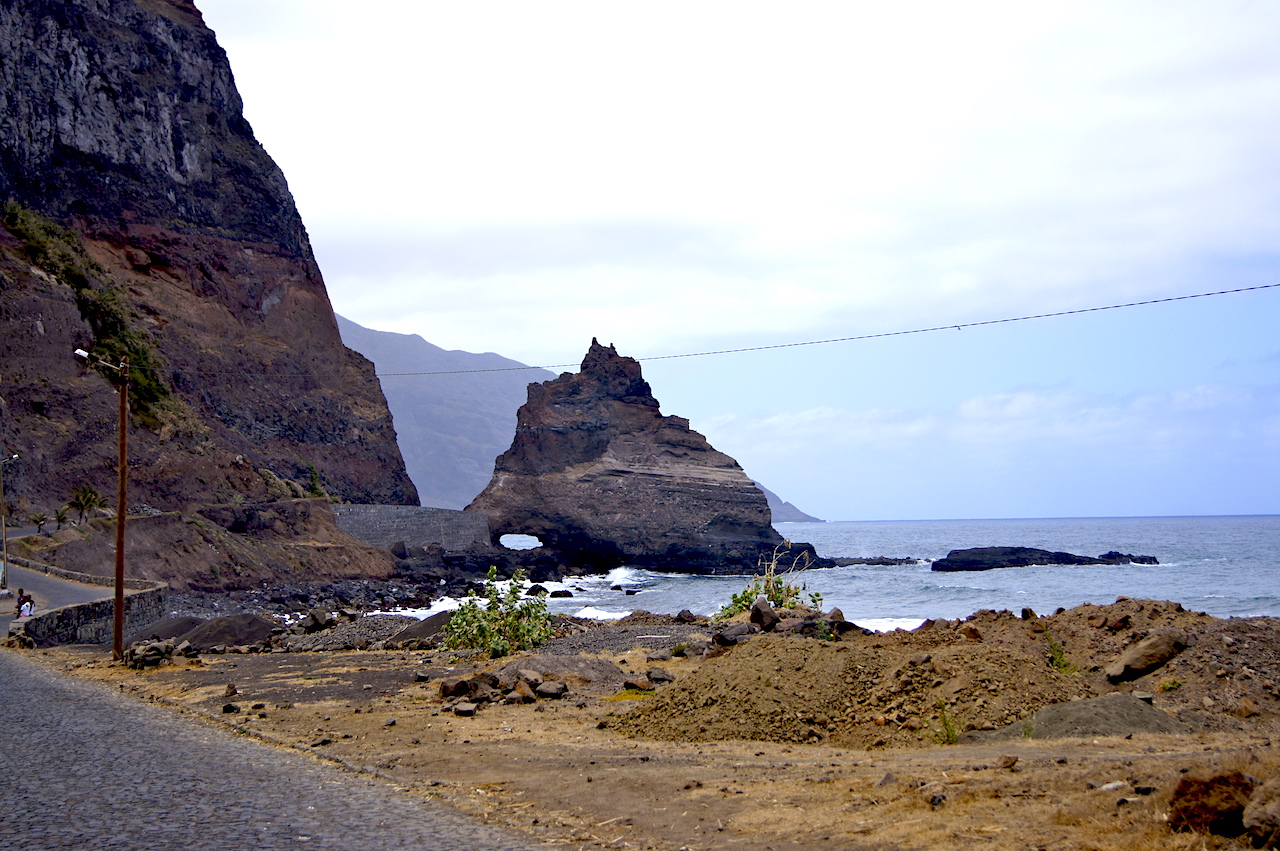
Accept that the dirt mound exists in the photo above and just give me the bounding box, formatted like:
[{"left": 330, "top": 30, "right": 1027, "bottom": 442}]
[
  {"left": 390, "top": 610, "right": 453, "bottom": 644},
  {"left": 613, "top": 628, "right": 1085, "bottom": 747},
  {"left": 124, "top": 616, "right": 206, "bottom": 646},
  {"left": 176, "top": 613, "right": 279, "bottom": 651},
  {"left": 613, "top": 600, "right": 1280, "bottom": 749},
  {"left": 974, "top": 692, "right": 1190, "bottom": 740}
]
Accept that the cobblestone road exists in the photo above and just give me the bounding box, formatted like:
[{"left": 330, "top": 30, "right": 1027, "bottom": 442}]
[{"left": 0, "top": 651, "right": 545, "bottom": 850}]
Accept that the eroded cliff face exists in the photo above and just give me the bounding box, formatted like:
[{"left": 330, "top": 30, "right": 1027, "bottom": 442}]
[
  {"left": 0, "top": 0, "right": 417, "bottom": 515},
  {"left": 467, "top": 340, "right": 792, "bottom": 574}
]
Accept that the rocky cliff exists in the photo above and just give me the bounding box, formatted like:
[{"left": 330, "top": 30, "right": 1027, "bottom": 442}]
[
  {"left": 467, "top": 340, "right": 811, "bottom": 574},
  {"left": 0, "top": 0, "right": 418, "bottom": 517}
]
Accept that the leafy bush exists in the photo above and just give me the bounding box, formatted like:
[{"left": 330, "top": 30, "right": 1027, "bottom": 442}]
[
  {"left": 443, "top": 566, "right": 554, "bottom": 658},
  {"left": 716, "top": 542, "right": 822, "bottom": 620}
]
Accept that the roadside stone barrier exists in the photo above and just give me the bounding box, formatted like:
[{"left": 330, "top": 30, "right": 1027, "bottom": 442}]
[{"left": 5, "top": 555, "right": 168, "bottom": 647}]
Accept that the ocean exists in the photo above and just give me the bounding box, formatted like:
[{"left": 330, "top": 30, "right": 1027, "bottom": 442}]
[{"left": 390, "top": 515, "right": 1280, "bottom": 632}]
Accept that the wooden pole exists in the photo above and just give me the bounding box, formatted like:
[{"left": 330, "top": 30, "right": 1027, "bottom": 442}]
[
  {"left": 0, "top": 454, "right": 9, "bottom": 591},
  {"left": 113, "top": 357, "right": 128, "bottom": 660}
]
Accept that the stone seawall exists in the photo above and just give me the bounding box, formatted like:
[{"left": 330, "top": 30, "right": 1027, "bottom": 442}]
[
  {"left": 6, "top": 556, "right": 168, "bottom": 646},
  {"left": 332, "top": 505, "right": 492, "bottom": 551}
]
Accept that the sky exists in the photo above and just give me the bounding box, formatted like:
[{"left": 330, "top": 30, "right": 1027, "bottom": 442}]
[{"left": 196, "top": 1, "right": 1280, "bottom": 521}]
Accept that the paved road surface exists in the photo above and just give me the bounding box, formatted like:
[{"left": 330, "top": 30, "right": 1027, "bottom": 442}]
[
  {"left": 0, "top": 651, "right": 545, "bottom": 850},
  {"left": 1, "top": 562, "right": 112, "bottom": 634}
]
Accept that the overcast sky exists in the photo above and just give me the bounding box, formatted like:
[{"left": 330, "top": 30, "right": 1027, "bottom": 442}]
[{"left": 197, "top": 0, "right": 1280, "bottom": 521}]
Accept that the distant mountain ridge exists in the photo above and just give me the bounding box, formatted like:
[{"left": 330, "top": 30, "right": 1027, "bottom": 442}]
[
  {"left": 756, "top": 483, "right": 824, "bottom": 523},
  {"left": 336, "top": 316, "right": 555, "bottom": 509}
]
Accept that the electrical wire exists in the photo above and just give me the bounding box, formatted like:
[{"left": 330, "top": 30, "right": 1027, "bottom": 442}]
[{"left": 373, "top": 281, "right": 1280, "bottom": 377}]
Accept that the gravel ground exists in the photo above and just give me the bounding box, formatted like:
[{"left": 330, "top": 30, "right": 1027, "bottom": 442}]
[
  {"left": 538, "top": 621, "right": 711, "bottom": 657},
  {"left": 281, "top": 614, "right": 421, "bottom": 651}
]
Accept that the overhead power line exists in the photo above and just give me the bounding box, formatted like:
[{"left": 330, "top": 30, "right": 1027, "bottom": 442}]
[{"left": 374, "top": 281, "right": 1280, "bottom": 378}]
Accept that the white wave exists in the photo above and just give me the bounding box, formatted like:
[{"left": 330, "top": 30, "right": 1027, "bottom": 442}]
[
  {"left": 573, "top": 606, "right": 631, "bottom": 620},
  {"left": 602, "top": 567, "right": 647, "bottom": 584},
  {"left": 370, "top": 598, "right": 462, "bottom": 620}
]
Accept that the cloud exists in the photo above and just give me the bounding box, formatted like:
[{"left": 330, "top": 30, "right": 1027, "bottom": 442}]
[
  {"left": 700, "top": 384, "right": 1280, "bottom": 519},
  {"left": 195, "top": 0, "right": 1280, "bottom": 518}
]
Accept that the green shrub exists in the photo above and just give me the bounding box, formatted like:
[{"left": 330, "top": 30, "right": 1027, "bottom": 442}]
[
  {"left": 442, "top": 566, "right": 554, "bottom": 658},
  {"left": 1045, "top": 631, "right": 1079, "bottom": 675},
  {"left": 932, "top": 698, "right": 960, "bottom": 745},
  {"left": 3, "top": 201, "right": 170, "bottom": 421},
  {"left": 716, "top": 542, "right": 822, "bottom": 620}
]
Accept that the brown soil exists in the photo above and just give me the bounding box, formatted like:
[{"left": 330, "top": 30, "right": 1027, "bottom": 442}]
[{"left": 26, "top": 598, "right": 1280, "bottom": 851}]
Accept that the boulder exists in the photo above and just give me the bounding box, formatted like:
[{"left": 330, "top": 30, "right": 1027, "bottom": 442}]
[
  {"left": 510, "top": 681, "right": 538, "bottom": 703},
  {"left": 750, "top": 597, "right": 780, "bottom": 631},
  {"left": 1243, "top": 777, "right": 1280, "bottom": 847},
  {"left": 714, "top": 623, "right": 758, "bottom": 646},
  {"left": 646, "top": 667, "right": 675, "bottom": 684},
  {"left": 534, "top": 680, "right": 569, "bottom": 699},
  {"left": 439, "top": 678, "right": 472, "bottom": 699},
  {"left": 467, "top": 340, "right": 818, "bottom": 574},
  {"left": 1104, "top": 629, "right": 1190, "bottom": 683}
]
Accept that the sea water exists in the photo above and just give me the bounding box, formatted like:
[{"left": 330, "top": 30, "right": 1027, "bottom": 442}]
[{"left": 386, "top": 515, "right": 1280, "bottom": 632}]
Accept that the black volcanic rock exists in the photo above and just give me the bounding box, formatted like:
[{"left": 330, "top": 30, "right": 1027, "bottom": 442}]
[
  {"left": 0, "top": 0, "right": 305, "bottom": 252},
  {"left": 931, "top": 547, "right": 1159, "bottom": 572},
  {"left": 467, "top": 340, "right": 816, "bottom": 574},
  {"left": 0, "top": 0, "right": 417, "bottom": 514}
]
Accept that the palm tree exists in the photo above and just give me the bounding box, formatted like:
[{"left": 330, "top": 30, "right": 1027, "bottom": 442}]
[
  {"left": 54, "top": 506, "right": 69, "bottom": 531},
  {"left": 68, "top": 486, "right": 104, "bottom": 525},
  {"left": 30, "top": 512, "right": 48, "bottom": 534}
]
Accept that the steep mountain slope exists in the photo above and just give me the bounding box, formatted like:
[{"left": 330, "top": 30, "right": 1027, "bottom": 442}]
[
  {"left": 336, "top": 315, "right": 555, "bottom": 509},
  {"left": 0, "top": 0, "right": 417, "bottom": 517}
]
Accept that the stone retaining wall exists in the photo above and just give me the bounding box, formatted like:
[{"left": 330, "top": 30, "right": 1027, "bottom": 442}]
[
  {"left": 6, "top": 556, "right": 168, "bottom": 646},
  {"left": 332, "top": 505, "right": 491, "bottom": 550},
  {"left": 7, "top": 555, "right": 165, "bottom": 589}
]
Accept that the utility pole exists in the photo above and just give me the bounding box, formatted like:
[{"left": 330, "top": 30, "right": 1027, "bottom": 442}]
[
  {"left": 113, "top": 356, "right": 128, "bottom": 660},
  {"left": 75, "top": 349, "right": 130, "bottom": 659},
  {"left": 0, "top": 451, "right": 17, "bottom": 591}
]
